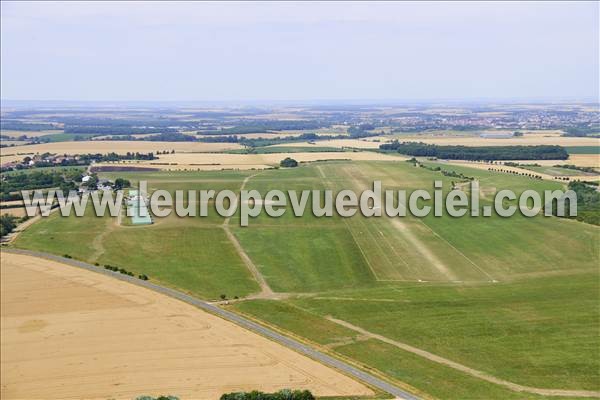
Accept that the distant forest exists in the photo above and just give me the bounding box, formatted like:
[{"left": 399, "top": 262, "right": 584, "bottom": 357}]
[
  {"left": 1, "top": 119, "right": 57, "bottom": 131},
  {"left": 198, "top": 120, "right": 329, "bottom": 135},
  {"left": 563, "top": 125, "right": 600, "bottom": 137},
  {"left": 380, "top": 141, "right": 569, "bottom": 160},
  {"left": 64, "top": 126, "right": 178, "bottom": 135}
]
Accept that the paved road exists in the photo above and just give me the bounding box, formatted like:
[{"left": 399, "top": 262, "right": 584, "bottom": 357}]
[{"left": 3, "top": 248, "right": 420, "bottom": 400}]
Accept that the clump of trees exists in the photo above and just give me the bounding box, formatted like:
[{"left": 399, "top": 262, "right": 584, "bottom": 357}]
[
  {"left": 564, "top": 181, "right": 600, "bottom": 225},
  {"left": 280, "top": 158, "right": 298, "bottom": 168},
  {"left": 220, "top": 389, "right": 315, "bottom": 400},
  {"left": 0, "top": 215, "right": 18, "bottom": 237},
  {"left": 1, "top": 169, "right": 83, "bottom": 201},
  {"left": 348, "top": 123, "right": 379, "bottom": 138},
  {"left": 379, "top": 141, "right": 569, "bottom": 160},
  {"left": 78, "top": 152, "right": 156, "bottom": 162},
  {"left": 114, "top": 178, "right": 131, "bottom": 190}
]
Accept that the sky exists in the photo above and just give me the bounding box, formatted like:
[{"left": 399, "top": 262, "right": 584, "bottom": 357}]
[{"left": 1, "top": 1, "right": 598, "bottom": 102}]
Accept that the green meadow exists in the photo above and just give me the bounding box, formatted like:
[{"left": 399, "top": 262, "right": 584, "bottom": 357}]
[
  {"left": 565, "top": 146, "right": 600, "bottom": 155},
  {"left": 12, "top": 160, "right": 600, "bottom": 399}
]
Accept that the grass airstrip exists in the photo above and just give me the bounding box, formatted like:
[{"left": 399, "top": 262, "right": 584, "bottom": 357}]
[{"left": 12, "top": 160, "right": 600, "bottom": 399}]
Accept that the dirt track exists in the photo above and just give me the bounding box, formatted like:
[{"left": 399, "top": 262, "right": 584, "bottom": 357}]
[{"left": 0, "top": 252, "right": 373, "bottom": 400}]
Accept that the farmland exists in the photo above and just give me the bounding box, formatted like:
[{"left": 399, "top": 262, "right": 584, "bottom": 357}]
[
  {"left": 280, "top": 134, "right": 600, "bottom": 150},
  {"left": 91, "top": 151, "right": 407, "bottom": 171},
  {"left": 0, "top": 141, "right": 243, "bottom": 163},
  {"left": 10, "top": 159, "right": 600, "bottom": 399},
  {"left": 2, "top": 1, "right": 600, "bottom": 397},
  {"left": 0, "top": 252, "right": 373, "bottom": 399}
]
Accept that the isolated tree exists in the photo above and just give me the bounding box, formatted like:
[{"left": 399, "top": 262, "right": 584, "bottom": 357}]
[
  {"left": 114, "top": 178, "right": 131, "bottom": 190},
  {"left": 280, "top": 157, "right": 298, "bottom": 168}
]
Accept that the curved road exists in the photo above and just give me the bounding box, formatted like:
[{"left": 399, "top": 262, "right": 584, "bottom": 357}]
[{"left": 3, "top": 248, "right": 420, "bottom": 400}]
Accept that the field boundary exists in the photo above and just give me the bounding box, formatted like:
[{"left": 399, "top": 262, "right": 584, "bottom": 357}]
[
  {"left": 1, "top": 248, "right": 421, "bottom": 400},
  {"left": 326, "top": 317, "right": 600, "bottom": 398}
]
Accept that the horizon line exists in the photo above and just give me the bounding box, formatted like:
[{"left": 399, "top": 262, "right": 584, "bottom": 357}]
[{"left": 2, "top": 97, "right": 599, "bottom": 107}]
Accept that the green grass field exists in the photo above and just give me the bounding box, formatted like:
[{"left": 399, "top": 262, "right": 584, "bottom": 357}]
[
  {"left": 11, "top": 160, "right": 600, "bottom": 399},
  {"left": 565, "top": 146, "right": 600, "bottom": 155},
  {"left": 521, "top": 165, "right": 598, "bottom": 177},
  {"left": 36, "top": 133, "right": 100, "bottom": 142},
  {"left": 14, "top": 174, "right": 260, "bottom": 299}
]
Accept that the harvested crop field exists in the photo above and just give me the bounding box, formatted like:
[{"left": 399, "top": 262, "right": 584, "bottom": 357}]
[
  {"left": 443, "top": 160, "right": 599, "bottom": 181},
  {"left": 0, "top": 207, "right": 27, "bottom": 217},
  {"left": 0, "top": 252, "right": 373, "bottom": 400},
  {"left": 279, "top": 139, "right": 385, "bottom": 149},
  {"left": 501, "top": 155, "right": 600, "bottom": 169},
  {"left": 92, "top": 151, "right": 408, "bottom": 170},
  {"left": 0, "top": 141, "right": 243, "bottom": 163},
  {"left": 554, "top": 154, "right": 600, "bottom": 168}
]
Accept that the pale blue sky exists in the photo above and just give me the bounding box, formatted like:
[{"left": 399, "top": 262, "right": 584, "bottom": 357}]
[{"left": 1, "top": 1, "right": 598, "bottom": 102}]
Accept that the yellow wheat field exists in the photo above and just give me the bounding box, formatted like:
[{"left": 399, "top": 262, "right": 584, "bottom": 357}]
[
  {"left": 92, "top": 151, "right": 408, "bottom": 171},
  {"left": 0, "top": 141, "right": 244, "bottom": 163},
  {"left": 0, "top": 252, "right": 373, "bottom": 400}
]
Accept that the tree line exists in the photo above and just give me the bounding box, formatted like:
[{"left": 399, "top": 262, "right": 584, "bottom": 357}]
[
  {"left": 380, "top": 141, "right": 569, "bottom": 160},
  {"left": 220, "top": 389, "right": 315, "bottom": 400},
  {"left": 563, "top": 126, "right": 600, "bottom": 137},
  {"left": 64, "top": 126, "right": 178, "bottom": 135},
  {"left": 0, "top": 120, "right": 56, "bottom": 131}
]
